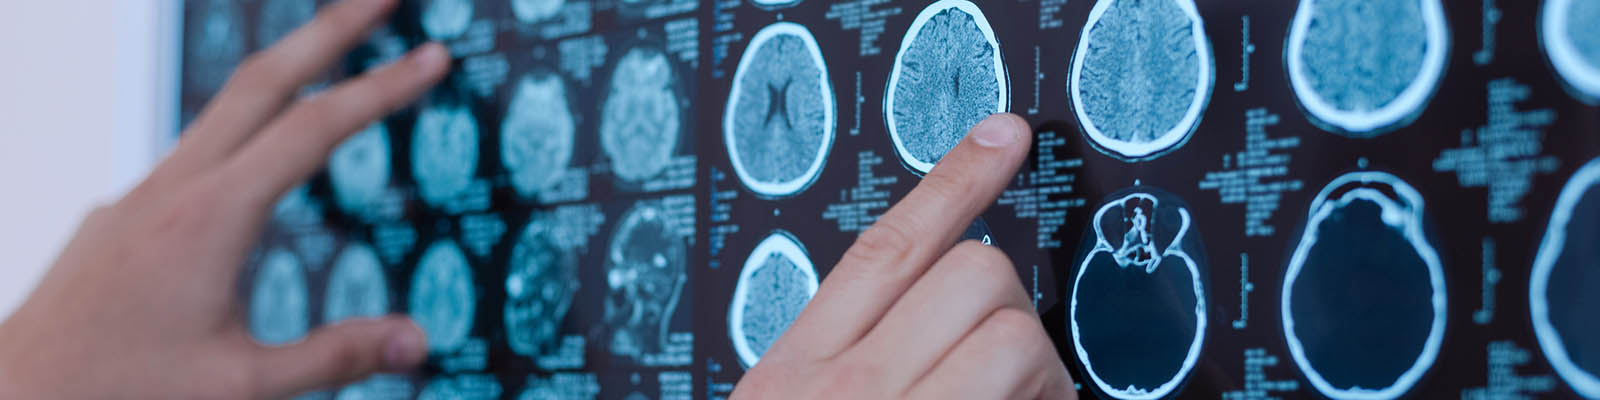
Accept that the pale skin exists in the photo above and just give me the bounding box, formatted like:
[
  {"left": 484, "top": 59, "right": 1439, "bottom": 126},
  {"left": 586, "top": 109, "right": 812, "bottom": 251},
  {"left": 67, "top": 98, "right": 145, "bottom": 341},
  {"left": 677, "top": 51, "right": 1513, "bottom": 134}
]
[{"left": 0, "top": 0, "right": 1075, "bottom": 398}]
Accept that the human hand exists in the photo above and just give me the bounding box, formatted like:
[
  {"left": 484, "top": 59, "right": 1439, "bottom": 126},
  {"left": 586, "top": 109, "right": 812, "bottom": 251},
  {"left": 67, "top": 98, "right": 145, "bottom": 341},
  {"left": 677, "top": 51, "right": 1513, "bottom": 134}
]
[
  {"left": 0, "top": 0, "right": 449, "bottom": 398},
  {"left": 729, "top": 114, "right": 1075, "bottom": 399}
]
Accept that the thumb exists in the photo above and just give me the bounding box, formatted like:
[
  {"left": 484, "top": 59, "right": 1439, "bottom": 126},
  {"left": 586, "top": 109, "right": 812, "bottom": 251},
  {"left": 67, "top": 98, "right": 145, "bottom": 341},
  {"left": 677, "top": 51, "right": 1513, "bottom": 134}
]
[{"left": 247, "top": 316, "right": 427, "bottom": 398}]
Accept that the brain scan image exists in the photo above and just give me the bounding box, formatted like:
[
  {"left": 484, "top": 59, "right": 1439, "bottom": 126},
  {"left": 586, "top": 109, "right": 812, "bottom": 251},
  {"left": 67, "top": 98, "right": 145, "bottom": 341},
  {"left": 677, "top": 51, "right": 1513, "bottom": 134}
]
[
  {"left": 1070, "top": 0, "right": 1213, "bottom": 161},
  {"left": 256, "top": 0, "right": 317, "bottom": 49},
  {"left": 1542, "top": 0, "right": 1600, "bottom": 101},
  {"left": 600, "top": 47, "right": 682, "bottom": 184},
  {"left": 422, "top": 0, "right": 474, "bottom": 40},
  {"left": 750, "top": 0, "right": 801, "bottom": 8},
  {"left": 603, "top": 202, "right": 688, "bottom": 358},
  {"left": 504, "top": 217, "right": 580, "bottom": 358},
  {"left": 724, "top": 22, "right": 835, "bottom": 197},
  {"left": 502, "top": 73, "right": 577, "bottom": 199},
  {"left": 513, "top": 0, "right": 565, "bottom": 23},
  {"left": 336, "top": 375, "right": 413, "bottom": 400},
  {"left": 185, "top": 0, "right": 246, "bottom": 94},
  {"left": 324, "top": 242, "right": 390, "bottom": 323},
  {"left": 1530, "top": 158, "right": 1600, "bottom": 398},
  {"left": 250, "top": 248, "right": 310, "bottom": 346},
  {"left": 329, "top": 123, "right": 391, "bottom": 219},
  {"left": 1070, "top": 190, "right": 1207, "bottom": 400},
  {"left": 885, "top": 0, "right": 1007, "bottom": 174},
  {"left": 517, "top": 375, "right": 599, "bottom": 400},
  {"left": 1286, "top": 0, "right": 1450, "bottom": 135},
  {"left": 409, "top": 239, "right": 477, "bottom": 353},
  {"left": 728, "top": 231, "right": 819, "bottom": 368},
  {"left": 412, "top": 103, "right": 480, "bottom": 209},
  {"left": 1282, "top": 172, "right": 1446, "bottom": 399}
]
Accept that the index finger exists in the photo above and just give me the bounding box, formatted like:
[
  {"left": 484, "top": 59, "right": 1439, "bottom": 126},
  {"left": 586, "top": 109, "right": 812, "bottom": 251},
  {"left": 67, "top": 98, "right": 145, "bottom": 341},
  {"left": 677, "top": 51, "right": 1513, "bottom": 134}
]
[{"left": 779, "top": 113, "right": 1034, "bottom": 358}]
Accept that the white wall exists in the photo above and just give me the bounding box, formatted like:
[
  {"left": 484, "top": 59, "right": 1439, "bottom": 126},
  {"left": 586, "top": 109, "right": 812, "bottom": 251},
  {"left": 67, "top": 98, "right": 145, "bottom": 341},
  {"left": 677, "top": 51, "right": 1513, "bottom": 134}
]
[{"left": 0, "top": 1, "right": 175, "bottom": 319}]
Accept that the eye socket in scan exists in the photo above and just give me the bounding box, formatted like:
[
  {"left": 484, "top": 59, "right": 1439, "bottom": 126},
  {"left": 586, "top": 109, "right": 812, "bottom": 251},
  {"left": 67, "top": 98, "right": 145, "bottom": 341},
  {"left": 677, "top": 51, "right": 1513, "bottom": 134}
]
[
  {"left": 728, "top": 231, "right": 819, "bottom": 368},
  {"left": 884, "top": 0, "right": 1008, "bottom": 174},
  {"left": 1069, "top": 0, "right": 1213, "bottom": 161},
  {"left": 724, "top": 22, "right": 835, "bottom": 198},
  {"left": 1281, "top": 171, "right": 1446, "bottom": 400},
  {"left": 603, "top": 202, "right": 688, "bottom": 359},
  {"left": 504, "top": 216, "right": 580, "bottom": 359},
  {"left": 1285, "top": 0, "right": 1450, "bottom": 136},
  {"left": 1070, "top": 190, "right": 1207, "bottom": 400},
  {"left": 1530, "top": 157, "right": 1600, "bottom": 399}
]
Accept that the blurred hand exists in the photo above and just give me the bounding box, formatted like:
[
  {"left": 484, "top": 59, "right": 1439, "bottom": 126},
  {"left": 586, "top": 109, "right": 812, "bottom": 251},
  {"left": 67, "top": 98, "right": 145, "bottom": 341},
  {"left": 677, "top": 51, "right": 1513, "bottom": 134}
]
[
  {"left": 730, "top": 114, "right": 1075, "bottom": 400},
  {"left": 0, "top": 0, "right": 449, "bottom": 398}
]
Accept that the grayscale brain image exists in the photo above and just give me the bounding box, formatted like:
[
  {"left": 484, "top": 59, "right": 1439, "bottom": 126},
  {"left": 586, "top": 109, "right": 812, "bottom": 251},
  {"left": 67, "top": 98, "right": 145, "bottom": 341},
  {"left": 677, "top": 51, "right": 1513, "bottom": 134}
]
[
  {"left": 419, "top": 375, "right": 501, "bottom": 400},
  {"left": 601, "top": 47, "right": 682, "bottom": 184},
  {"left": 1070, "top": 0, "right": 1211, "bottom": 161},
  {"left": 329, "top": 123, "right": 392, "bottom": 219},
  {"left": 336, "top": 374, "right": 413, "bottom": 400},
  {"left": 1287, "top": 0, "right": 1449, "bottom": 135},
  {"left": 503, "top": 217, "right": 579, "bottom": 359},
  {"left": 501, "top": 73, "right": 576, "bottom": 199},
  {"left": 411, "top": 103, "right": 479, "bottom": 209},
  {"left": 1531, "top": 158, "right": 1600, "bottom": 399},
  {"left": 1070, "top": 190, "right": 1206, "bottom": 400},
  {"left": 421, "top": 0, "right": 473, "bottom": 40},
  {"left": 325, "top": 242, "right": 391, "bottom": 323},
  {"left": 256, "top": 0, "right": 316, "bottom": 49},
  {"left": 886, "top": 0, "right": 1005, "bottom": 174},
  {"left": 1543, "top": 0, "right": 1600, "bottom": 101},
  {"left": 409, "top": 239, "right": 477, "bottom": 354},
  {"left": 249, "top": 248, "right": 310, "bottom": 346},
  {"left": 183, "top": 0, "right": 245, "bottom": 95},
  {"left": 604, "top": 202, "right": 687, "bottom": 359},
  {"left": 724, "top": 22, "right": 834, "bottom": 197},
  {"left": 512, "top": 0, "right": 565, "bottom": 23},
  {"left": 728, "top": 232, "right": 818, "bottom": 368},
  {"left": 1283, "top": 172, "right": 1446, "bottom": 400}
]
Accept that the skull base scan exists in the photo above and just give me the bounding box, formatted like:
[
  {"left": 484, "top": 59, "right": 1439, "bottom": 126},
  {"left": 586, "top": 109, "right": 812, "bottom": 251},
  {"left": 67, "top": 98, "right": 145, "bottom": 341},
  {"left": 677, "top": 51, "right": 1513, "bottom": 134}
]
[
  {"left": 1286, "top": 0, "right": 1450, "bottom": 135},
  {"left": 504, "top": 217, "right": 579, "bottom": 358},
  {"left": 603, "top": 203, "right": 687, "bottom": 359},
  {"left": 724, "top": 22, "right": 835, "bottom": 197},
  {"left": 1282, "top": 172, "right": 1446, "bottom": 400},
  {"left": 601, "top": 47, "right": 682, "bottom": 184},
  {"left": 410, "top": 240, "right": 477, "bottom": 354},
  {"left": 885, "top": 0, "right": 1007, "bottom": 174},
  {"left": 1070, "top": 0, "right": 1212, "bottom": 161},
  {"left": 1530, "top": 158, "right": 1600, "bottom": 398},
  {"left": 1070, "top": 190, "right": 1207, "bottom": 400}
]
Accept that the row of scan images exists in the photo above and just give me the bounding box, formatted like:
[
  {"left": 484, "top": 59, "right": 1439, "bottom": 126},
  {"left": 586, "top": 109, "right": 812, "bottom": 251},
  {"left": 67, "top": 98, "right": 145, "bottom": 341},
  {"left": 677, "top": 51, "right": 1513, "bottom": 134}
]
[
  {"left": 1068, "top": 161, "right": 1600, "bottom": 400},
  {"left": 247, "top": 200, "right": 826, "bottom": 397},
  {"left": 722, "top": 0, "right": 1600, "bottom": 199}
]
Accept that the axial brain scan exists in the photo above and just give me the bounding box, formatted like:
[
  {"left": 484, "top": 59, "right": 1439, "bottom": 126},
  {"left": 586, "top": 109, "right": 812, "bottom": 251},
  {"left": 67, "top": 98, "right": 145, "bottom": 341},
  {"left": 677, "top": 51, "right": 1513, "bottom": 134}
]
[
  {"left": 885, "top": 0, "right": 1006, "bottom": 174},
  {"left": 724, "top": 22, "right": 835, "bottom": 197},
  {"left": 502, "top": 73, "right": 577, "bottom": 199},
  {"left": 1070, "top": 0, "right": 1212, "bottom": 161},
  {"left": 1531, "top": 157, "right": 1600, "bottom": 398},
  {"left": 410, "top": 239, "right": 478, "bottom": 354},
  {"left": 324, "top": 242, "right": 391, "bottom": 323},
  {"left": 1282, "top": 172, "right": 1446, "bottom": 400},
  {"left": 513, "top": 0, "right": 566, "bottom": 23},
  {"left": 249, "top": 248, "right": 310, "bottom": 346},
  {"left": 421, "top": 0, "right": 474, "bottom": 40},
  {"left": 1543, "top": 0, "right": 1600, "bottom": 101},
  {"left": 1286, "top": 0, "right": 1450, "bottom": 135},
  {"left": 412, "top": 103, "right": 480, "bottom": 209},
  {"left": 603, "top": 202, "right": 687, "bottom": 358},
  {"left": 601, "top": 47, "right": 682, "bottom": 184},
  {"left": 329, "top": 123, "right": 392, "bottom": 219},
  {"left": 256, "top": 0, "right": 316, "bottom": 49},
  {"left": 1070, "top": 190, "right": 1207, "bottom": 400},
  {"left": 503, "top": 217, "right": 580, "bottom": 358},
  {"left": 728, "top": 232, "right": 818, "bottom": 368},
  {"left": 184, "top": 0, "right": 245, "bottom": 95}
]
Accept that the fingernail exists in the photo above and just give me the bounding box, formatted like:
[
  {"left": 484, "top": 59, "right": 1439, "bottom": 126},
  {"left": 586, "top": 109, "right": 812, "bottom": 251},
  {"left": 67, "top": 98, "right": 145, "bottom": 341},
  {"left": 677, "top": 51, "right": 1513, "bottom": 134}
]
[
  {"left": 383, "top": 321, "right": 427, "bottom": 369},
  {"left": 411, "top": 42, "right": 450, "bottom": 71},
  {"left": 973, "top": 114, "right": 1022, "bottom": 148}
]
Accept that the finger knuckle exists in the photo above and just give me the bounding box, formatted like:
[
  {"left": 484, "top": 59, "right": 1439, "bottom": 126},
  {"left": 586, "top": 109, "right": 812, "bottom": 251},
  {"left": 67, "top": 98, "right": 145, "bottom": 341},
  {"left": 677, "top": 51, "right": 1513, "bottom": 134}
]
[
  {"left": 231, "top": 53, "right": 286, "bottom": 90},
  {"left": 984, "top": 307, "right": 1046, "bottom": 348},
  {"left": 843, "top": 221, "right": 918, "bottom": 268}
]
